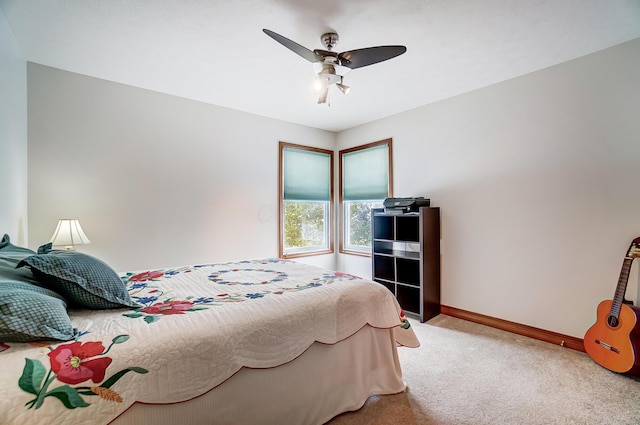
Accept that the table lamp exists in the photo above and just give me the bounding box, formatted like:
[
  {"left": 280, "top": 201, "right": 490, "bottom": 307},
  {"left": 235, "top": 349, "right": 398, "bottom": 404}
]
[{"left": 49, "top": 219, "right": 91, "bottom": 251}]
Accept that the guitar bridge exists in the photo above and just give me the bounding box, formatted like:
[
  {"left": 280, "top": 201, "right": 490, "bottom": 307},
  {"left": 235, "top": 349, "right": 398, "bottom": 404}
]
[{"left": 595, "top": 339, "right": 621, "bottom": 354}]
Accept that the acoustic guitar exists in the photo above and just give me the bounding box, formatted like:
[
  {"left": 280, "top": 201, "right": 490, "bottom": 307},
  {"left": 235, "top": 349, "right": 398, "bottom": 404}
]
[{"left": 584, "top": 237, "right": 640, "bottom": 375}]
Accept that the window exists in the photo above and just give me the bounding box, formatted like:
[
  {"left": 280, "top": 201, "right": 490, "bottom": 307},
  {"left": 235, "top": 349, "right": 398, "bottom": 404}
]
[
  {"left": 279, "top": 142, "right": 334, "bottom": 257},
  {"left": 339, "top": 139, "right": 392, "bottom": 255}
]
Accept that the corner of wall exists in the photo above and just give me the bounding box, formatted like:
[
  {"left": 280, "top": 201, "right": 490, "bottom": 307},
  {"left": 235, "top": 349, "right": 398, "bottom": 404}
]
[{"left": 0, "top": 7, "right": 28, "bottom": 244}]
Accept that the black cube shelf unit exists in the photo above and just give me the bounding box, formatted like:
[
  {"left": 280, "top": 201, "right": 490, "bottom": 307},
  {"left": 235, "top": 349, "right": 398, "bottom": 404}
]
[{"left": 371, "top": 206, "right": 440, "bottom": 322}]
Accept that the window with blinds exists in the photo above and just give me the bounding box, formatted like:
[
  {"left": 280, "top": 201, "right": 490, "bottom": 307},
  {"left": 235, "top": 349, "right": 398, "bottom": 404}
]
[
  {"left": 279, "top": 142, "right": 334, "bottom": 257},
  {"left": 339, "top": 139, "right": 392, "bottom": 255}
]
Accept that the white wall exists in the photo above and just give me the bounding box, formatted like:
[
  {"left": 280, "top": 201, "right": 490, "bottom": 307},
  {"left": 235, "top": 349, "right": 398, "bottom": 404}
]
[
  {"left": 337, "top": 39, "right": 640, "bottom": 338},
  {"left": 0, "top": 8, "right": 28, "bottom": 244},
  {"left": 24, "top": 39, "right": 640, "bottom": 338},
  {"left": 27, "top": 64, "right": 336, "bottom": 272}
]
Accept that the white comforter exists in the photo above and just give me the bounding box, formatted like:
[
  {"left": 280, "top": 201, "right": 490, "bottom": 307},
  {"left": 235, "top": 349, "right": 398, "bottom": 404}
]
[{"left": 0, "top": 258, "right": 418, "bottom": 425}]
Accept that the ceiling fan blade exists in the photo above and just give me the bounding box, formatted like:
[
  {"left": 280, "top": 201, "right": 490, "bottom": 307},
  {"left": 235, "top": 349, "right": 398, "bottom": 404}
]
[
  {"left": 338, "top": 46, "right": 407, "bottom": 69},
  {"left": 263, "top": 29, "right": 323, "bottom": 63}
]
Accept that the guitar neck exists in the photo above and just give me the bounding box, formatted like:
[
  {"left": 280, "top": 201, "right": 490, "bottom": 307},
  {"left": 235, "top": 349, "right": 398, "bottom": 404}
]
[{"left": 611, "top": 258, "right": 634, "bottom": 317}]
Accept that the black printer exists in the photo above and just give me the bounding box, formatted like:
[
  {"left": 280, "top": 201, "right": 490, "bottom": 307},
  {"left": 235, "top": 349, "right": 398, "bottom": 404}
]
[{"left": 383, "top": 197, "right": 431, "bottom": 214}]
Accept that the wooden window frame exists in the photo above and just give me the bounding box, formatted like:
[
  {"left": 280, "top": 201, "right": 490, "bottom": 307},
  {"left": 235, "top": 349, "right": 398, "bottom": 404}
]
[
  {"left": 339, "top": 138, "right": 393, "bottom": 257},
  {"left": 278, "top": 141, "right": 334, "bottom": 258}
]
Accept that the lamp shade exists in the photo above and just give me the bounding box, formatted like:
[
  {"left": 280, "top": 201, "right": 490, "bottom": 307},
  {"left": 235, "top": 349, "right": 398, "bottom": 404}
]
[{"left": 49, "top": 219, "right": 91, "bottom": 250}]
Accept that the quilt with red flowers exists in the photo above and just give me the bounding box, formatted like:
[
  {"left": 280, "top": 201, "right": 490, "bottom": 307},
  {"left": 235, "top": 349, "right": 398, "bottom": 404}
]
[{"left": 0, "top": 258, "right": 419, "bottom": 425}]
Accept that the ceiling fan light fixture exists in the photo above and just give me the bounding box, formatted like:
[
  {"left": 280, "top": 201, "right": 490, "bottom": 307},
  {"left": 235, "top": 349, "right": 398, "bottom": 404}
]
[
  {"left": 312, "top": 78, "right": 325, "bottom": 94},
  {"left": 336, "top": 82, "right": 350, "bottom": 95},
  {"left": 317, "top": 86, "right": 329, "bottom": 104}
]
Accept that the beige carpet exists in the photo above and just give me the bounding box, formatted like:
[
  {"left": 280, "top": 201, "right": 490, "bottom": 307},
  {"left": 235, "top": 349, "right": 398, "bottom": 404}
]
[{"left": 327, "top": 315, "right": 640, "bottom": 425}]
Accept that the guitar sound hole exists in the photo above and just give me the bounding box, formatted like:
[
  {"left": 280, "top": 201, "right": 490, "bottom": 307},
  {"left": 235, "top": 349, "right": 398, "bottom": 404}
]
[{"left": 607, "top": 316, "right": 619, "bottom": 327}]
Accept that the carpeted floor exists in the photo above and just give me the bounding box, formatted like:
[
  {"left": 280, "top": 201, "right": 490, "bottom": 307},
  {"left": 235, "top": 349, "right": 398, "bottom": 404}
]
[{"left": 327, "top": 315, "right": 640, "bottom": 425}]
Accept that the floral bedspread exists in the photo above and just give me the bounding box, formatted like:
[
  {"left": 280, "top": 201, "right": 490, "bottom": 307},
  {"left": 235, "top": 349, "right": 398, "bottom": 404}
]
[{"left": 0, "top": 258, "right": 419, "bottom": 425}]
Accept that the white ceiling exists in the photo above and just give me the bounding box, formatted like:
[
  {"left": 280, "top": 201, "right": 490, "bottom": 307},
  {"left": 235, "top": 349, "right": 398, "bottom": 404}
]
[{"left": 2, "top": 0, "right": 639, "bottom": 132}]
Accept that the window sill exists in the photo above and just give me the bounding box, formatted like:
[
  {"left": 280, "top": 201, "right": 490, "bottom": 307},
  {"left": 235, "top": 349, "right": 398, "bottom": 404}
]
[
  {"left": 339, "top": 249, "right": 371, "bottom": 258},
  {"left": 281, "top": 249, "right": 334, "bottom": 259}
]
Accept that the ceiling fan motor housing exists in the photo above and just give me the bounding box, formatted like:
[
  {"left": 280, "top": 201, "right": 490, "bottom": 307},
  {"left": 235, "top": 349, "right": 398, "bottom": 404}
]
[
  {"left": 321, "top": 32, "right": 339, "bottom": 50},
  {"left": 318, "top": 63, "right": 341, "bottom": 85}
]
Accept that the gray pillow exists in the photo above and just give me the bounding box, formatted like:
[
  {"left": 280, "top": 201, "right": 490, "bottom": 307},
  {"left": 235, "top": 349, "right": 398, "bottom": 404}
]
[
  {"left": 0, "top": 288, "right": 76, "bottom": 342},
  {"left": 18, "top": 250, "right": 139, "bottom": 310}
]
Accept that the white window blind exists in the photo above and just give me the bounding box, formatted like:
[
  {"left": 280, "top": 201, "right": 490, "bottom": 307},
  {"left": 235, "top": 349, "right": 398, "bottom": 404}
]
[
  {"left": 283, "top": 147, "right": 331, "bottom": 201},
  {"left": 342, "top": 144, "right": 389, "bottom": 200}
]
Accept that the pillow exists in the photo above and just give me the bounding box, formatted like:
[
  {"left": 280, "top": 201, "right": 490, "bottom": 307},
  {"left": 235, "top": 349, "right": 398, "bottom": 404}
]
[
  {"left": 0, "top": 235, "right": 76, "bottom": 342},
  {"left": 0, "top": 233, "right": 11, "bottom": 249},
  {"left": 0, "top": 236, "right": 69, "bottom": 297},
  {"left": 0, "top": 268, "right": 68, "bottom": 301},
  {"left": 18, "top": 250, "right": 139, "bottom": 310},
  {"left": 0, "top": 234, "right": 37, "bottom": 266},
  {"left": 0, "top": 288, "right": 76, "bottom": 342}
]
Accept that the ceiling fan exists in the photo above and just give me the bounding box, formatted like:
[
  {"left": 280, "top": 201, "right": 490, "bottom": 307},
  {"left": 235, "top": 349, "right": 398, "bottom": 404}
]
[{"left": 263, "top": 29, "right": 407, "bottom": 104}]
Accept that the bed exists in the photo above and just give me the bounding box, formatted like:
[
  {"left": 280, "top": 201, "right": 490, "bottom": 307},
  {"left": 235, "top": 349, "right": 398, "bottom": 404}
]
[{"left": 0, "top": 235, "right": 419, "bottom": 425}]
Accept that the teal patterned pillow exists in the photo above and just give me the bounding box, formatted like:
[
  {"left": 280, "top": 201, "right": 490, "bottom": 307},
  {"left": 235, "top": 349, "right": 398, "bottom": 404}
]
[
  {"left": 1, "top": 248, "right": 66, "bottom": 301},
  {"left": 0, "top": 288, "right": 76, "bottom": 342},
  {"left": 0, "top": 235, "right": 74, "bottom": 341},
  {"left": 0, "top": 270, "right": 68, "bottom": 302},
  {"left": 18, "top": 251, "right": 139, "bottom": 310},
  {"left": 0, "top": 233, "right": 13, "bottom": 250},
  {"left": 0, "top": 233, "right": 37, "bottom": 266}
]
